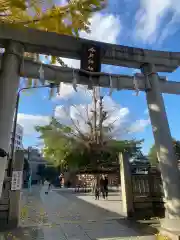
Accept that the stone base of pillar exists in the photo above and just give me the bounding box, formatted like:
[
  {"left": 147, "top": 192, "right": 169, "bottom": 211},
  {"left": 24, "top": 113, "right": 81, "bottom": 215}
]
[
  {"left": 0, "top": 220, "right": 18, "bottom": 232},
  {"left": 160, "top": 218, "right": 180, "bottom": 232}
]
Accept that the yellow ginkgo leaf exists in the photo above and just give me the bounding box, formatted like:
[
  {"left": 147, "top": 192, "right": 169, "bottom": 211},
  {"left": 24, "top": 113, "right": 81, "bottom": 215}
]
[
  {"left": 51, "top": 56, "right": 56, "bottom": 65},
  {"left": 0, "top": 0, "right": 105, "bottom": 35}
]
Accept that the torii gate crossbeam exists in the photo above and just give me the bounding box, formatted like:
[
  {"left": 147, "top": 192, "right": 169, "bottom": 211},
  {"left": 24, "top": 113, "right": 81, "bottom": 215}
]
[
  {"left": 0, "top": 25, "right": 179, "bottom": 231},
  {"left": 13, "top": 58, "right": 180, "bottom": 95}
]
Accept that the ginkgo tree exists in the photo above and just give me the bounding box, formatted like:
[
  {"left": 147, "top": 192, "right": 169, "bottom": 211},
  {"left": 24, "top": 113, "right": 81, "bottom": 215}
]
[
  {"left": 36, "top": 118, "right": 143, "bottom": 171},
  {"left": 0, "top": 0, "right": 105, "bottom": 36},
  {"left": 35, "top": 88, "right": 143, "bottom": 171}
]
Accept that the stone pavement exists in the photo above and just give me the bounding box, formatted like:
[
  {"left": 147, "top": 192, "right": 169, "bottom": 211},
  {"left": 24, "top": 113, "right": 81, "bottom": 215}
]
[
  {"left": 0, "top": 185, "right": 157, "bottom": 240},
  {"left": 73, "top": 191, "right": 123, "bottom": 216}
]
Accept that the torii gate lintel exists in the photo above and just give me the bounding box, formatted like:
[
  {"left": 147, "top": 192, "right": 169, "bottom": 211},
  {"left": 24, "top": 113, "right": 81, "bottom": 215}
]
[{"left": 0, "top": 23, "right": 179, "bottom": 72}]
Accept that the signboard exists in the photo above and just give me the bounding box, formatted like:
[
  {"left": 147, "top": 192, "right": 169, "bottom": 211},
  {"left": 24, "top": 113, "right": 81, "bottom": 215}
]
[
  {"left": 11, "top": 171, "right": 23, "bottom": 191},
  {"left": 80, "top": 44, "right": 101, "bottom": 73}
]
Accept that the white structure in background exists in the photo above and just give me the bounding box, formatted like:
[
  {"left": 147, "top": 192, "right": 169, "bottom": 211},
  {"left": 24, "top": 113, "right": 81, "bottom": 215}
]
[{"left": 9, "top": 123, "right": 24, "bottom": 152}]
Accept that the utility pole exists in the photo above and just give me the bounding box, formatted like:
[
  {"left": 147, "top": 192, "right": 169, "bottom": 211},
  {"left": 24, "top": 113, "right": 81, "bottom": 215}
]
[
  {"left": 92, "top": 87, "right": 97, "bottom": 143},
  {"left": 99, "top": 95, "right": 103, "bottom": 146}
]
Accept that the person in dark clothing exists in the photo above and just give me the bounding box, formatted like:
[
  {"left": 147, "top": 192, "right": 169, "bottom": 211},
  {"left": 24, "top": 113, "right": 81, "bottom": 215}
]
[
  {"left": 95, "top": 184, "right": 100, "bottom": 200},
  {"left": 93, "top": 178, "right": 100, "bottom": 200},
  {"left": 45, "top": 181, "right": 51, "bottom": 195},
  {"left": 48, "top": 182, "right": 51, "bottom": 190},
  {"left": 104, "top": 176, "right": 108, "bottom": 199},
  {"left": 100, "top": 176, "right": 105, "bottom": 199}
]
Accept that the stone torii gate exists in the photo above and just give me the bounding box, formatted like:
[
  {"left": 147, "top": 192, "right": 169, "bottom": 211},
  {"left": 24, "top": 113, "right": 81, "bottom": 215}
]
[{"left": 0, "top": 23, "right": 180, "bottom": 230}]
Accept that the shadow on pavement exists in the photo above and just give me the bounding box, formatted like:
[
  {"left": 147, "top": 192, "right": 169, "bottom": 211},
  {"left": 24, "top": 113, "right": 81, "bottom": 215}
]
[{"left": 56, "top": 191, "right": 159, "bottom": 239}]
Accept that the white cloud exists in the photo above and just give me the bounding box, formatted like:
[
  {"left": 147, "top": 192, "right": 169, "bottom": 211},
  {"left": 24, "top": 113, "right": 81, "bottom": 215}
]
[
  {"left": 129, "top": 119, "right": 150, "bottom": 133},
  {"left": 54, "top": 96, "right": 149, "bottom": 138},
  {"left": 54, "top": 105, "right": 68, "bottom": 120},
  {"left": 101, "top": 96, "right": 130, "bottom": 128},
  {"left": 57, "top": 83, "right": 76, "bottom": 99},
  {"left": 79, "top": 13, "right": 120, "bottom": 43},
  {"left": 55, "top": 93, "right": 132, "bottom": 134},
  {"left": 17, "top": 113, "right": 50, "bottom": 136},
  {"left": 18, "top": 102, "right": 150, "bottom": 147},
  {"left": 134, "top": 0, "right": 180, "bottom": 44},
  {"left": 135, "top": 0, "right": 170, "bottom": 44},
  {"left": 54, "top": 84, "right": 92, "bottom": 101},
  {"left": 157, "top": 13, "right": 179, "bottom": 45}
]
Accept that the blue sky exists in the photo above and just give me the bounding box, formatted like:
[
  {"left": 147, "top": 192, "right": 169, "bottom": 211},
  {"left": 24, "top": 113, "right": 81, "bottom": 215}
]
[{"left": 17, "top": 0, "right": 180, "bottom": 154}]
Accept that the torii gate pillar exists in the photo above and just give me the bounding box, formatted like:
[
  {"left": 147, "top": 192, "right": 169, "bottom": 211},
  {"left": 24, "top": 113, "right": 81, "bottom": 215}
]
[
  {"left": 0, "top": 41, "right": 24, "bottom": 197},
  {"left": 141, "top": 63, "right": 180, "bottom": 231}
]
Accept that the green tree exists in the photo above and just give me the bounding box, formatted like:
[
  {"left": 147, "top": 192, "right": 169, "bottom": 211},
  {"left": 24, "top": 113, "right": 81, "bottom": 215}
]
[
  {"left": 43, "top": 166, "right": 59, "bottom": 182},
  {"left": 36, "top": 120, "right": 143, "bottom": 170},
  {"left": 108, "top": 139, "right": 143, "bottom": 158},
  {"left": 35, "top": 89, "right": 143, "bottom": 170},
  {"left": 148, "top": 139, "right": 180, "bottom": 165},
  {"left": 0, "top": 0, "right": 105, "bottom": 36},
  {"left": 36, "top": 118, "right": 90, "bottom": 169}
]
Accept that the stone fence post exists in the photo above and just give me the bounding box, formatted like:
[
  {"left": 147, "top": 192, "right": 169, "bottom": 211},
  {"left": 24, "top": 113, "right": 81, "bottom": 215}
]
[{"left": 119, "top": 152, "right": 134, "bottom": 217}]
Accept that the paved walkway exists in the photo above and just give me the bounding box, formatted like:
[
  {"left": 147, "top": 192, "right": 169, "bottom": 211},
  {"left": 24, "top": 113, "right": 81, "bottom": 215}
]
[
  {"left": 74, "top": 191, "right": 123, "bottom": 217},
  {"left": 0, "top": 185, "right": 156, "bottom": 240},
  {"left": 53, "top": 188, "right": 124, "bottom": 218}
]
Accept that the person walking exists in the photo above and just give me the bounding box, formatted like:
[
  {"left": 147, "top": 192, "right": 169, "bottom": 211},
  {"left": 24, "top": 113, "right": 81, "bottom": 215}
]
[
  {"left": 45, "top": 180, "right": 52, "bottom": 194},
  {"left": 104, "top": 175, "right": 108, "bottom": 199},
  {"left": 28, "top": 174, "right": 32, "bottom": 193},
  {"left": 91, "top": 177, "right": 96, "bottom": 195},
  {"left": 94, "top": 179, "right": 100, "bottom": 200},
  {"left": 48, "top": 182, "right": 51, "bottom": 190},
  {"left": 59, "top": 174, "right": 63, "bottom": 188},
  {"left": 100, "top": 175, "right": 105, "bottom": 199}
]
